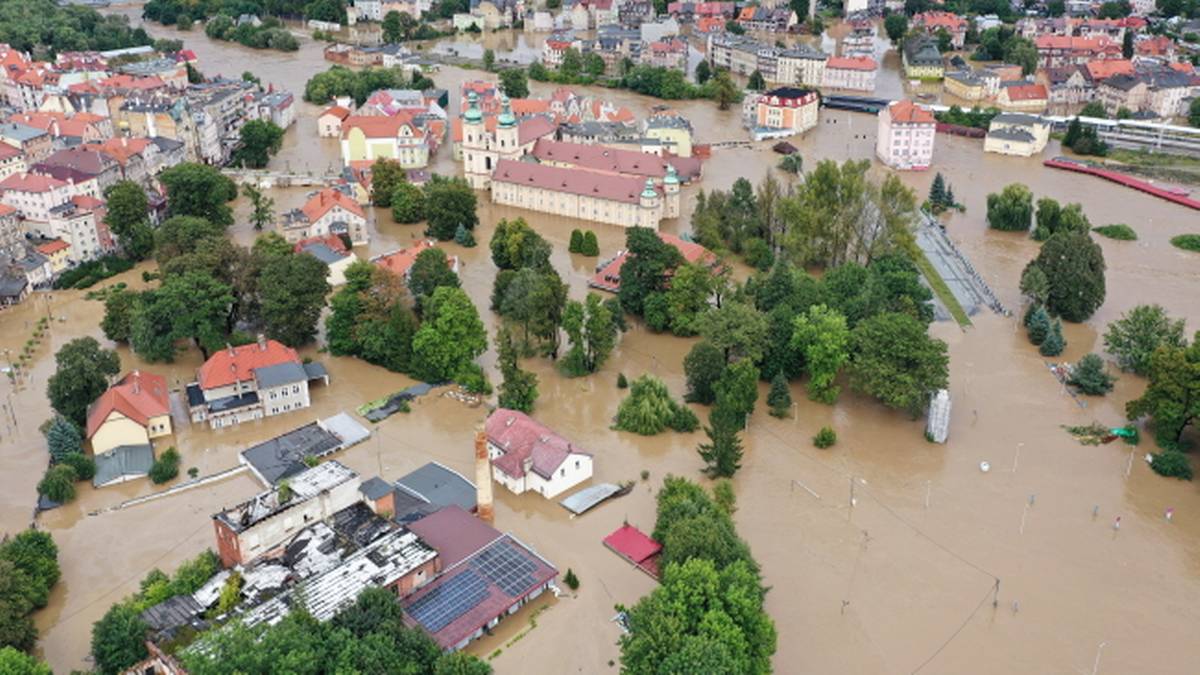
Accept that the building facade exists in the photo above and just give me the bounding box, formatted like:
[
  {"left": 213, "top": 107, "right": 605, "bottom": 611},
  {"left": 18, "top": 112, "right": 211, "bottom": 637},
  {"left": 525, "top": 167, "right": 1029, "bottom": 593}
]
[
  {"left": 484, "top": 409, "right": 594, "bottom": 499},
  {"left": 876, "top": 99, "right": 936, "bottom": 170}
]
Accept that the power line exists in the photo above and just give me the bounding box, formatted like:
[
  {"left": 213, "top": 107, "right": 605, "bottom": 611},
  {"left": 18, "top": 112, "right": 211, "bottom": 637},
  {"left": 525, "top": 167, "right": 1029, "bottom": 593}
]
[{"left": 910, "top": 585, "right": 996, "bottom": 675}]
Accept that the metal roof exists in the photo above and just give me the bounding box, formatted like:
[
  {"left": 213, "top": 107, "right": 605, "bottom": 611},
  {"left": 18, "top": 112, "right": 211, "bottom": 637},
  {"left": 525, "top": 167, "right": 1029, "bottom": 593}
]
[
  {"left": 93, "top": 444, "right": 155, "bottom": 487},
  {"left": 253, "top": 361, "right": 308, "bottom": 389}
]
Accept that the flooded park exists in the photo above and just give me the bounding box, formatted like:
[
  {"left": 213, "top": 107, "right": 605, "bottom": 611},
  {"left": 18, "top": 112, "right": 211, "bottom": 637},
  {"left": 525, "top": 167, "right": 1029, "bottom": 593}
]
[{"left": 0, "top": 4, "right": 1198, "bottom": 673}]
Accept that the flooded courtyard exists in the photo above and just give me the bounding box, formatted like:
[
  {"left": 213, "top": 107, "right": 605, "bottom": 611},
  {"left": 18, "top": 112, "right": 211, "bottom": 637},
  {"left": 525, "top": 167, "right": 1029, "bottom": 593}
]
[{"left": 2, "top": 6, "right": 1199, "bottom": 673}]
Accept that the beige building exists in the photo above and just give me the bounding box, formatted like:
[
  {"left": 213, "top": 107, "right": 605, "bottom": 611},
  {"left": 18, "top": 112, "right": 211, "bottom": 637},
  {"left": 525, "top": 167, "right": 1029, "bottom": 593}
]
[
  {"left": 491, "top": 159, "right": 677, "bottom": 230},
  {"left": 984, "top": 113, "right": 1051, "bottom": 157},
  {"left": 460, "top": 93, "right": 555, "bottom": 189},
  {"left": 775, "top": 46, "right": 827, "bottom": 87},
  {"left": 876, "top": 99, "right": 936, "bottom": 171},
  {"left": 318, "top": 105, "right": 351, "bottom": 138},
  {"left": 186, "top": 336, "right": 328, "bottom": 429},
  {"left": 822, "top": 57, "right": 877, "bottom": 92},
  {"left": 86, "top": 370, "right": 172, "bottom": 457},
  {"left": 280, "top": 188, "right": 369, "bottom": 247}
]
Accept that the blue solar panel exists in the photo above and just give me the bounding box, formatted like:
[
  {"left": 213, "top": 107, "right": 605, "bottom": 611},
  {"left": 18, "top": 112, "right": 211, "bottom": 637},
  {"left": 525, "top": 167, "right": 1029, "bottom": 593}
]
[
  {"left": 406, "top": 569, "right": 488, "bottom": 633},
  {"left": 471, "top": 539, "right": 538, "bottom": 597}
]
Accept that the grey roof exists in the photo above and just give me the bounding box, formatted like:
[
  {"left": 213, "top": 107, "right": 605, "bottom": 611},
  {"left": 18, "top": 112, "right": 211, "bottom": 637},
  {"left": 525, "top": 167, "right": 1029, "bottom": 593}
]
[
  {"left": 1104, "top": 74, "right": 1145, "bottom": 91},
  {"left": 359, "top": 476, "right": 394, "bottom": 501},
  {"left": 254, "top": 361, "right": 308, "bottom": 389},
  {"left": 151, "top": 136, "right": 185, "bottom": 152},
  {"left": 241, "top": 422, "right": 343, "bottom": 485},
  {"left": 991, "top": 112, "right": 1043, "bottom": 126},
  {"left": 0, "top": 272, "right": 27, "bottom": 299},
  {"left": 904, "top": 38, "right": 942, "bottom": 66},
  {"left": 988, "top": 127, "right": 1036, "bottom": 142},
  {"left": 94, "top": 444, "right": 155, "bottom": 487},
  {"left": 303, "top": 361, "right": 328, "bottom": 381},
  {"left": 300, "top": 241, "right": 346, "bottom": 266},
  {"left": 0, "top": 122, "right": 46, "bottom": 142},
  {"left": 560, "top": 483, "right": 623, "bottom": 515},
  {"left": 185, "top": 382, "right": 204, "bottom": 407},
  {"left": 141, "top": 594, "right": 204, "bottom": 635},
  {"left": 396, "top": 462, "right": 476, "bottom": 514}
]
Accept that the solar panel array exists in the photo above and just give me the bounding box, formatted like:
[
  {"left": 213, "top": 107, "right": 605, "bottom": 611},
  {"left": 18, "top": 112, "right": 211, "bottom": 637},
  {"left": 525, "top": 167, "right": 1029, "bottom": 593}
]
[
  {"left": 406, "top": 569, "right": 488, "bottom": 633},
  {"left": 471, "top": 539, "right": 538, "bottom": 597}
]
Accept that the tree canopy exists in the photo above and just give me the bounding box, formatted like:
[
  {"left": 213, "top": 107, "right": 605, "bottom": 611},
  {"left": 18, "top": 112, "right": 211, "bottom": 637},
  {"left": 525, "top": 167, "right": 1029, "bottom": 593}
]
[
  {"left": 1126, "top": 335, "right": 1199, "bottom": 450},
  {"left": 1024, "top": 231, "right": 1106, "bottom": 322},
  {"left": 848, "top": 312, "right": 949, "bottom": 417},
  {"left": 1103, "top": 305, "right": 1187, "bottom": 376},
  {"left": 411, "top": 286, "right": 487, "bottom": 383},
  {"left": 159, "top": 163, "right": 238, "bottom": 226},
  {"left": 46, "top": 337, "right": 121, "bottom": 427}
]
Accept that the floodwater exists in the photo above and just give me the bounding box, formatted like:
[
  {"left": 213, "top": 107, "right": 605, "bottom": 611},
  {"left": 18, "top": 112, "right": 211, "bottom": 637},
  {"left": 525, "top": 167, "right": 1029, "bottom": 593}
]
[{"left": 1, "top": 6, "right": 1197, "bottom": 673}]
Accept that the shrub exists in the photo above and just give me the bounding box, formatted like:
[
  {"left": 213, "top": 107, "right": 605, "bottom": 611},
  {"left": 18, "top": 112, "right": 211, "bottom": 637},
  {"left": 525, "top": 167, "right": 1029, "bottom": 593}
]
[
  {"left": 149, "top": 447, "right": 181, "bottom": 484},
  {"left": 813, "top": 426, "right": 837, "bottom": 448},
  {"left": 188, "top": 467, "right": 199, "bottom": 479},
  {"left": 37, "top": 464, "right": 77, "bottom": 503},
  {"left": 1150, "top": 450, "right": 1192, "bottom": 480},
  {"left": 1039, "top": 320, "right": 1065, "bottom": 356},
  {"left": 617, "top": 373, "right": 628, "bottom": 388},
  {"left": 743, "top": 237, "right": 773, "bottom": 271},
  {"left": 640, "top": 469, "right": 650, "bottom": 481},
  {"left": 1092, "top": 224, "right": 1137, "bottom": 241},
  {"left": 564, "top": 568, "right": 580, "bottom": 590},
  {"left": 1170, "top": 234, "right": 1200, "bottom": 252},
  {"left": 1068, "top": 354, "right": 1115, "bottom": 395},
  {"left": 615, "top": 375, "right": 695, "bottom": 435},
  {"left": 581, "top": 230, "right": 599, "bottom": 256},
  {"left": 61, "top": 453, "right": 96, "bottom": 481},
  {"left": 569, "top": 229, "right": 584, "bottom": 253},
  {"left": 1026, "top": 306, "right": 1051, "bottom": 345},
  {"left": 454, "top": 224, "right": 476, "bottom": 247},
  {"left": 456, "top": 363, "right": 492, "bottom": 395}
]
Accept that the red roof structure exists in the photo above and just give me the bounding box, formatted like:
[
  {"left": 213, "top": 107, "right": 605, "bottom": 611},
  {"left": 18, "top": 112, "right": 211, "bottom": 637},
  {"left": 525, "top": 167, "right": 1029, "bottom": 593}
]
[
  {"left": 484, "top": 409, "right": 591, "bottom": 481},
  {"left": 826, "top": 56, "right": 877, "bottom": 71},
  {"left": 603, "top": 523, "right": 661, "bottom": 579},
  {"left": 492, "top": 159, "right": 650, "bottom": 205},
  {"left": 197, "top": 339, "right": 300, "bottom": 390},
  {"left": 0, "top": 172, "right": 67, "bottom": 193},
  {"left": 371, "top": 239, "right": 456, "bottom": 280},
  {"left": 532, "top": 138, "right": 668, "bottom": 179},
  {"left": 35, "top": 238, "right": 68, "bottom": 255},
  {"left": 341, "top": 113, "right": 423, "bottom": 140},
  {"left": 407, "top": 505, "right": 501, "bottom": 567},
  {"left": 85, "top": 370, "right": 170, "bottom": 438},
  {"left": 886, "top": 99, "right": 936, "bottom": 125},
  {"left": 1002, "top": 83, "right": 1048, "bottom": 101},
  {"left": 589, "top": 233, "right": 718, "bottom": 293},
  {"left": 300, "top": 187, "right": 365, "bottom": 223}
]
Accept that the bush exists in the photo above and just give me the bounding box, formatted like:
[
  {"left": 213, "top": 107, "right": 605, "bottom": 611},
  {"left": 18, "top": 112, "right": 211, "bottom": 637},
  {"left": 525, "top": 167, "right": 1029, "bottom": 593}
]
[
  {"left": 743, "top": 237, "right": 773, "bottom": 271},
  {"left": 617, "top": 373, "right": 628, "bottom": 388},
  {"left": 1150, "top": 450, "right": 1192, "bottom": 480},
  {"left": 456, "top": 363, "right": 492, "bottom": 395},
  {"left": 580, "top": 230, "right": 599, "bottom": 256},
  {"left": 1039, "top": 320, "right": 1065, "bottom": 356},
  {"left": 1170, "top": 234, "right": 1200, "bottom": 252},
  {"left": 615, "top": 375, "right": 696, "bottom": 435},
  {"left": 564, "top": 568, "right": 580, "bottom": 590},
  {"left": 1093, "top": 224, "right": 1137, "bottom": 241},
  {"left": 37, "top": 464, "right": 77, "bottom": 503},
  {"left": 61, "top": 453, "right": 96, "bottom": 481},
  {"left": 149, "top": 447, "right": 180, "bottom": 484},
  {"left": 569, "top": 229, "right": 584, "bottom": 253},
  {"left": 813, "top": 426, "right": 837, "bottom": 448},
  {"left": 1068, "top": 354, "right": 1115, "bottom": 395}
]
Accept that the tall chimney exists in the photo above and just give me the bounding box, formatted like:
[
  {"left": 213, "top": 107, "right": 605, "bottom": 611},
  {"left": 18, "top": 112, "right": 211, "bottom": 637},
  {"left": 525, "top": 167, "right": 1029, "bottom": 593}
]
[{"left": 474, "top": 428, "right": 493, "bottom": 525}]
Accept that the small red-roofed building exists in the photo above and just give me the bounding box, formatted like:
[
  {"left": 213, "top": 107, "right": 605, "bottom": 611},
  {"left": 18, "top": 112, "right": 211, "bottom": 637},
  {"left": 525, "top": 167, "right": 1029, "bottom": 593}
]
[
  {"left": 912, "top": 11, "right": 969, "bottom": 49},
  {"left": 280, "top": 187, "right": 369, "bottom": 246},
  {"left": 87, "top": 370, "right": 173, "bottom": 457},
  {"left": 876, "top": 99, "right": 936, "bottom": 170},
  {"left": 484, "top": 408, "right": 594, "bottom": 498},
  {"left": 318, "top": 105, "right": 351, "bottom": 138},
  {"left": 186, "top": 334, "right": 329, "bottom": 429},
  {"left": 751, "top": 87, "right": 820, "bottom": 139},
  {"left": 370, "top": 239, "right": 459, "bottom": 282},
  {"left": 34, "top": 238, "right": 70, "bottom": 274},
  {"left": 997, "top": 82, "right": 1049, "bottom": 113},
  {"left": 588, "top": 232, "right": 718, "bottom": 293},
  {"left": 822, "top": 56, "right": 878, "bottom": 92}
]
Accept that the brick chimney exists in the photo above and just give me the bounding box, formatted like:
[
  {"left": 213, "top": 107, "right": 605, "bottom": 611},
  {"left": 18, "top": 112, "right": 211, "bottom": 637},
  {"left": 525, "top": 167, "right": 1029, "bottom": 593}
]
[{"left": 474, "top": 428, "right": 493, "bottom": 525}]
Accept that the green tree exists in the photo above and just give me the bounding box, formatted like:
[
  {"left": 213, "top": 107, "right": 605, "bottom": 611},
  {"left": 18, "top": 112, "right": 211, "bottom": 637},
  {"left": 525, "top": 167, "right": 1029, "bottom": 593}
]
[
  {"left": 91, "top": 604, "right": 148, "bottom": 674},
  {"left": 46, "top": 337, "right": 120, "bottom": 427},
  {"left": 153, "top": 215, "right": 225, "bottom": 264},
  {"left": 1126, "top": 338, "right": 1200, "bottom": 449},
  {"left": 149, "top": 447, "right": 180, "bottom": 484},
  {"left": 0, "top": 648, "right": 50, "bottom": 675},
  {"left": 103, "top": 180, "right": 149, "bottom": 242},
  {"left": 159, "top": 163, "right": 237, "bottom": 225},
  {"left": 1005, "top": 37, "right": 1038, "bottom": 76},
  {"left": 424, "top": 175, "right": 477, "bottom": 240},
  {"left": 1040, "top": 319, "right": 1066, "bottom": 356},
  {"left": 663, "top": 263, "right": 713, "bottom": 336},
  {"left": 45, "top": 416, "right": 82, "bottom": 462},
  {"left": 62, "top": 453, "right": 95, "bottom": 481},
  {"left": 411, "top": 287, "right": 487, "bottom": 382},
  {"left": 1069, "top": 354, "right": 1116, "bottom": 395},
  {"left": 928, "top": 172, "right": 947, "bottom": 206},
  {"left": 0, "top": 560, "right": 37, "bottom": 651},
  {"left": 849, "top": 312, "right": 949, "bottom": 417},
  {"left": 695, "top": 59, "right": 712, "bottom": 85},
  {"left": 618, "top": 227, "right": 683, "bottom": 315},
  {"left": 1026, "top": 305, "right": 1051, "bottom": 345},
  {"left": 371, "top": 158, "right": 406, "bottom": 207},
  {"left": 581, "top": 230, "right": 599, "bottom": 256},
  {"left": 499, "top": 67, "right": 529, "bottom": 98},
  {"left": 569, "top": 229, "right": 584, "bottom": 253},
  {"left": 584, "top": 52, "right": 606, "bottom": 77},
  {"left": 1024, "top": 231, "right": 1106, "bottom": 322},
  {"left": 500, "top": 268, "right": 567, "bottom": 357},
  {"left": 1190, "top": 99, "right": 1200, "bottom": 128},
  {"left": 790, "top": 304, "right": 850, "bottom": 404},
  {"left": 767, "top": 372, "right": 792, "bottom": 418},
  {"left": 232, "top": 120, "right": 284, "bottom": 168},
  {"left": 454, "top": 224, "right": 476, "bottom": 247},
  {"left": 242, "top": 183, "right": 275, "bottom": 231},
  {"left": 37, "top": 463, "right": 75, "bottom": 502},
  {"left": 1033, "top": 199, "right": 1090, "bottom": 241},
  {"left": 560, "top": 48, "right": 583, "bottom": 79},
  {"left": 497, "top": 327, "right": 538, "bottom": 413},
  {"left": 1151, "top": 450, "right": 1193, "bottom": 480},
  {"left": 698, "top": 404, "right": 744, "bottom": 477},
  {"left": 1080, "top": 102, "right": 1106, "bottom": 118},
  {"left": 714, "top": 359, "right": 759, "bottom": 424},
  {"left": 489, "top": 218, "right": 551, "bottom": 271},
  {"left": 746, "top": 69, "right": 765, "bottom": 91},
  {"left": 1019, "top": 265, "right": 1050, "bottom": 307},
  {"left": 562, "top": 293, "right": 618, "bottom": 375},
  {"left": 99, "top": 288, "right": 138, "bottom": 345},
  {"left": 986, "top": 183, "right": 1034, "bottom": 231},
  {"left": 259, "top": 252, "right": 329, "bottom": 346},
  {"left": 1103, "top": 304, "right": 1187, "bottom": 375},
  {"left": 482, "top": 48, "right": 495, "bottom": 71},
  {"left": 0, "top": 530, "right": 60, "bottom": 612},
  {"left": 813, "top": 426, "right": 837, "bottom": 448},
  {"left": 382, "top": 10, "right": 403, "bottom": 42},
  {"left": 708, "top": 69, "right": 739, "bottom": 110},
  {"left": 391, "top": 181, "right": 426, "bottom": 223},
  {"left": 699, "top": 301, "right": 768, "bottom": 364},
  {"left": 884, "top": 14, "right": 908, "bottom": 42},
  {"left": 683, "top": 340, "right": 726, "bottom": 405},
  {"left": 408, "top": 247, "right": 460, "bottom": 309},
  {"left": 615, "top": 375, "right": 697, "bottom": 435}
]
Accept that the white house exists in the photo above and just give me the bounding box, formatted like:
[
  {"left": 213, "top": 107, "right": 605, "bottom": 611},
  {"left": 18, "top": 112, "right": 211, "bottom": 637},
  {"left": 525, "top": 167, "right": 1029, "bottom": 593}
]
[
  {"left": 875, "top": 99, "right": 936, "bottom": 171},
  {"left": 483, "top": 409, "right": 593, "bottom": 499}
]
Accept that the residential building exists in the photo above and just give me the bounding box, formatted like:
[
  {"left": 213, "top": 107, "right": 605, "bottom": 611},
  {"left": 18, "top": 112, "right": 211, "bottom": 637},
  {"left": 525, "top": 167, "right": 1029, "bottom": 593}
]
[
  {"left": 750, "top": 87, "right": 820, "bottom": 140},
  {"left": 184, "top": 335, "right": 330, "bottom": 429},
  {"left": 1098, "top": 73, "right": 1149, "bottom": 115},
  {"left": 0, "top": 122, "right": 52, "bottom": 163},
  {"left": 33, "top": 147, "right": 121, "bottom": 194},
  {"left": 239, "top": 413, "right": 368, "bottom": 486},
  {"left": 0, "top": 266, "right": 28, "bottom": 306},
  {"left": 280, "top": 187, "right": 369, "bottom": 247},
  {"left": 643, "top": 114, "right": 694, "bottom": 157},
  {"left": 912, "top": 11, "right": 968, "bottom": 49},
  {"left": 0, "top": 172, "right": 77, "bottom": 225},
  {"left": 86, "top": 137, "right": 158, "bottom": 186},
  {"left": 736, "top": 5, "right": 797, "bottom": 32},
  {"left": 0, "top": 143, "right": 25, "bottom": 182},
  {"left": 642, "top": 37, "right": 689, "bottom": 71},
  {"left": 997, "top": 82, "right": 1049, "bottom": 112},
  {"left": 86, "top": 370, "right": 172, "bottom": 457},
  {"left": 212, "top": 461, "right": 363, "bottom": 566},
  {"left": 984, "top": 113, "right": 1050, "bottom": 157},
  {"left": 371, "top": 239, "right": 460, "bottom": 282},
  {"left": 340, "top": 114, "right": 431, "bottom": 168},
  {"left": 33, "top": 238, "right": 69, "bottom": 274},
  {"left": 45, "top": 195, "right": 111, "bottom": 262},
  {"left": 875, "top": 99, "right": 935, "bottom": 171},
  {"left": 319, "top": 105, "right": 351, "bottom": 138},
  {"left": 588, "top": 232, "right": 718, "bottom": 293},
  {"left": 903, "top": 38, "right": 944, "bottom": 79},
  {"left": 1034, "top": 35, "right": 1120, "bottom": 69},
  {"left": 776, "top": 45, "right": 828, "bottom": 88},
  {"left": 822, "top": 56, "right": 877, "bottom": 92},
  {"left": 484, "top": 409, "right": 594, "bottom": 498},
  {"left": 841, "top": 20, "right": 877, "bottom": 59},
  {"left": 295, "top": 235, "right": 355, "bottom": 286},
  {"left": 1042, "top": 66, "right": 1093, "bottom": 109}
]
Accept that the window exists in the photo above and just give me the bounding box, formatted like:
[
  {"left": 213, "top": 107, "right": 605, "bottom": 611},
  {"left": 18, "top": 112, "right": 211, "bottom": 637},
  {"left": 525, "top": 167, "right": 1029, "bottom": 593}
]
[{"left": 575, "top": 460, "right": 580, "bottom": 469}]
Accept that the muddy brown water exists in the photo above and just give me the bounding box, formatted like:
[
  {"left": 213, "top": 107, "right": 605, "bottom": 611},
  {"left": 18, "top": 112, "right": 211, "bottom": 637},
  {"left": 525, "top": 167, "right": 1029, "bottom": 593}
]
[{"left": 1, "top": 7, "right": 1197, "bottom": 673}]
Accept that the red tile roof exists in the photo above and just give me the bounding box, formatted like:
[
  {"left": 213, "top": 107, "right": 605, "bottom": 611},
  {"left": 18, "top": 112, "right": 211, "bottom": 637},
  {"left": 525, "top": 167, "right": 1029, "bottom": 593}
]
[
  {"left": 0, "top": 144, "right": 20, "bottom": 161},
  {"left": 197, "top": 339, "right": 300, "bottom": 390},
  {"left": 35, "top": 238, "right": 68, "bottom": 255},
  {"left": 341, "top": 114, "right": 423, "bottom": 140},
  {"left": 320, "top": 105, "right": 351, "bottom": 121},
  {"left": 913, "top": 11, "right": 967, "bottom": 31},
  {"left": 0, "top": 172, "right": 67, "bottom": 193},
  {"left": 492, "top": 159, "right": 650, "bottom": 205},
  {"left": 372, "top": 239, "right": 436, "bottom": 279},
  {"left": 300, "top": 187, "right": 365, "bottom": 223},
  {"left": 517, "top": 116, "right": 557, "bottom": 145},
  {"left": 85, "top": 370, "right": 170, "bottom": 438},
  {"left": 826, "top": 56, "right": 877, "bottom": 71},
  {"left": 294, "top": 233, "right": 349, "bottom": 255},
  {"left": 589, "top": 233, "right": 717, "bottom": 292},
  {"left": 532, "top": 138, "right": 668, "bottom": 178},
  {"left": 0, "top": 203, "right": 16, "bottom": 216},
  {"left": 1002, "top": 83, "right": 1048, "bottom": 101},
  {"left": 86, "top": 137, "right": 153, "bottom": 165},
  {"left": 1084, "top": 58, "right": 1133, "bottom": 81},
  {"left": 484, "top": 409, "right": 590, "bottom": 480},
  {"left": 886, "top": 99, "right": 935, "bottom": 124}
]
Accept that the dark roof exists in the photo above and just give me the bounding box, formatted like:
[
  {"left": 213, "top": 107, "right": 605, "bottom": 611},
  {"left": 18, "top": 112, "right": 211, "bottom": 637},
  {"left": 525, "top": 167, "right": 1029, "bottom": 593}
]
[
  {"left": 303, "top": 361, "right": 328, "bottom": 381},
  {"left": 300, "top": 241, "right": 346, "bottom": 266},
  {"left": 327, "top": 501, "right": 395, "bottom": 549},
  {"left": 254, "top": 361, "right": 308, "bottom": 389},
  {"left": 206, "top": 391, "right": 260, "bottom": 413},
  {"left": 141, "top": 594, "right": 204, "bottom": 635},
  {"left": 764, "top": 86, "right": 817, "bottom": 99},
  {"left": 988, "top": 127, "right": 1036, "bottom": 142},
  {"left": 185, "top": 382, "right": 204, "bottom": 407},
  {"left": 360, "top": 476, "right": 394, "bottom": 501},
  {"left": 94, "top": 444, "right": 154, "bottom": 487},
  {"left": 241, "top": 422, "right": 343, "bottom": 485},
  {"left": 395, "top": 462, "right": 476, "bottom": 514},
  {"left": 0, "top": 272, "right": 27, "bottom": 298}
]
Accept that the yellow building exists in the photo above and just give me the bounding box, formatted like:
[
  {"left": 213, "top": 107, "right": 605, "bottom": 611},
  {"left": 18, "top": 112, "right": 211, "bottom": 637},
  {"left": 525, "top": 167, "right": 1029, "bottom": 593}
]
[
  {"left": 903, "top": 38, "right": 944, "bottom": 80},
  {"left": 86, "top": 370, "right": 173, "bottom": 457},
  {"left": 34, "top": 238, "right": 70, "bottom": 274},
  {"left": 340, "top": 114, "right": 430, "bottom": 168},
  {"left": 943, "top": 71, "right": 985, "bottom": 102},
  {"left": 643, "top": 115, "right": 693, "bottom": 158}
]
